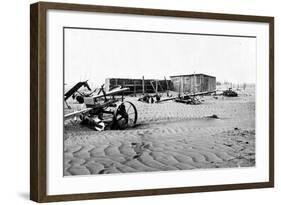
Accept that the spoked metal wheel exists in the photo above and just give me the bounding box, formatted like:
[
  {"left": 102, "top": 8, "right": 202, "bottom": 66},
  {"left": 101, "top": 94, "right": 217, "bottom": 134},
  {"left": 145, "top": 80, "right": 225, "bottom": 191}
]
[{"left": 113, "top": 101, "right": 138, "bottom": 130}]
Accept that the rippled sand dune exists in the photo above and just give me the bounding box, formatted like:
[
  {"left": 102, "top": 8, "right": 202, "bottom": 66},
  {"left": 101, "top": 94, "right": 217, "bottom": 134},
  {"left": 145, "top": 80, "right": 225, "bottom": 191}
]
[{"left": 64, "top": 93, "right": 255, "bottom": 176}]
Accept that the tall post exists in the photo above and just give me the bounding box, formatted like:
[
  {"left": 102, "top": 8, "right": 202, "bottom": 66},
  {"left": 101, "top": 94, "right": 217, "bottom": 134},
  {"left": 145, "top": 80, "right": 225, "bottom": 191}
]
[
  {"left": 193, "top": 72, "right": 196, "bottom": 94},
  {"left": 134, "top": 80, "right": 136, "bottom": 97},
  {"left": 155, "top": 80, "right": 158, "bottom": 95},
  {"left": 164, "top": 76, "right": 169, "bottom": 96},
  {"left": 179, "top": 76, "right": 181, "bottom": 96},
  {"left": 142, "top": 76, "right": 145, "bottom": 95},
  {"left": 122, "top": 81, "right": 125, "bottom": 94},
  {"left": 200, "top": 75, "right": 202, "bottom": 92}
]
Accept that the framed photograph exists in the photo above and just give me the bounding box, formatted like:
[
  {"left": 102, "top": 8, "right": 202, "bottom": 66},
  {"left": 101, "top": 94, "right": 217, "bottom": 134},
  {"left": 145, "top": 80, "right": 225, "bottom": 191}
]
[{"left": 30, "top": 2, "right": 274, "bottom": 202}]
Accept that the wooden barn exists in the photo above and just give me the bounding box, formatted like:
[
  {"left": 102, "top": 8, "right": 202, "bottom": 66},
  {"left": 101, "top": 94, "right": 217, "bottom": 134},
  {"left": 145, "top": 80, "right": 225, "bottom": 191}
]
[
  {"left": 170, "top": 74, "right": 216, "bottom": 94},
  {"left": 105, "top": 77, "right": 173, "bottom": 95}
]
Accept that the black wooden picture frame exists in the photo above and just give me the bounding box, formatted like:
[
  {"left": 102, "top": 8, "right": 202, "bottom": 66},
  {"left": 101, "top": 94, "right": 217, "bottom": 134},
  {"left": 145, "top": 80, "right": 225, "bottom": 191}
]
[{"left": 30, "top": 2, "right": 274, "bottom": 202}]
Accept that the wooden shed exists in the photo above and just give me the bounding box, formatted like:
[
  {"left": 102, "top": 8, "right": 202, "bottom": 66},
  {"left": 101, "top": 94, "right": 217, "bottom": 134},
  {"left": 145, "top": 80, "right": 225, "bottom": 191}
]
[
  {"left": 170, "top": 74, "right": 216, "bottom": 94},
  {"left": 105, "top": 77, "right": 173, "bottom": 95}
]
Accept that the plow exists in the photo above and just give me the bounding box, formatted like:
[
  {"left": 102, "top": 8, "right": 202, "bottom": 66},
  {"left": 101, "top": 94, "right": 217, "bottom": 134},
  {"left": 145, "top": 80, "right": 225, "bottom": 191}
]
[{"left": 155, "top": 91, "right": 215, "bottom": 105}]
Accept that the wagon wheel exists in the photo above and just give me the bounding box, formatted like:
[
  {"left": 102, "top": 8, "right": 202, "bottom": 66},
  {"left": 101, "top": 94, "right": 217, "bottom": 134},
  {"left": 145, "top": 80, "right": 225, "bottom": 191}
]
[{"left": 113, "top": 101, "right": 137, "bottom": 130}]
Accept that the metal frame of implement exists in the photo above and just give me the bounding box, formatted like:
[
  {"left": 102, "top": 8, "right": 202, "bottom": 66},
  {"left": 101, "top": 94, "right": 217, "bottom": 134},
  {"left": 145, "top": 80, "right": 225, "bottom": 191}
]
[{"left": 64, "top": 84, "right": 138, "bottom": 130}]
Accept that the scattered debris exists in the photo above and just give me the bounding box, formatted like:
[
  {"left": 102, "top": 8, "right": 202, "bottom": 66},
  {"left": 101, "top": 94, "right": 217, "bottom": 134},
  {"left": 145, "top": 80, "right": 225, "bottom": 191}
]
[
  {"left": 131, "top": 142, "right": 151, "bottom": 159},
  {"left": 223, "top": 88, "right": 238, "bottom": 97},
  {"left": 223, "top": 143, "right": 233, "bottom": 147},
  {"left": 175, "top": 95, "right": 202, "bottom": 105},
  {"left": 207, "top": 114, "right": 219, "bottom": 119},
  {"left": 64, "top": 80, "right": 92, "bottom": 108},
  {"left": 80, "top": 116, "right": 105, "bottom": 131},
  {"left": 138, "top": 94, "right": 161, "bottom": 103},
  {"left": 156, "top": 91, "right": 215, "bottom": 104}
]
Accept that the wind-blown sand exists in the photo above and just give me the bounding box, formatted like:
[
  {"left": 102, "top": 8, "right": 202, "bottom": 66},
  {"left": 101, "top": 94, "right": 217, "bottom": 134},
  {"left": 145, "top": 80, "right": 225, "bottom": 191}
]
[{"left": 64, "top": 91, "right": 255, "bottom": 176}]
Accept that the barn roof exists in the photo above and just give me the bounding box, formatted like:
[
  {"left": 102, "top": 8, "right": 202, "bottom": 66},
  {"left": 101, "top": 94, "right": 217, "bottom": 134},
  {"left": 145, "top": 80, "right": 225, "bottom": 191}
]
[{"left": 170, "top": 73, "right": 216, "bottom": 78}]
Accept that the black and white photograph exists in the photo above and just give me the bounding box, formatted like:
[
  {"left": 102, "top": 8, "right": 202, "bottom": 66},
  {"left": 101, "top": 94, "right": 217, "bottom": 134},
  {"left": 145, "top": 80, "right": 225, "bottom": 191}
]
[
  {"left": 63, "top": 27, "right": 256, "bottom": 176},
  {"left": 27, "top": 1, "right": 275, "bottom": 202}
]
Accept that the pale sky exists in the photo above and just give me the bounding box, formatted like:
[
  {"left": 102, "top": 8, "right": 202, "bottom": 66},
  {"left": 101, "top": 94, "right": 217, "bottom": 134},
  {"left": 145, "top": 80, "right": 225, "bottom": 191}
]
[{"left": 64, "top": 28, "right": 256, "bottom": 87}]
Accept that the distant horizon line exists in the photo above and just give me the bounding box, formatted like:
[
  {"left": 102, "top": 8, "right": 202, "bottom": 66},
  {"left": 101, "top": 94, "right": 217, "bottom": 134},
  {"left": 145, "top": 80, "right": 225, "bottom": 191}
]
[{"left": 64, "top": 79, "right": 256, "bottom": 85}]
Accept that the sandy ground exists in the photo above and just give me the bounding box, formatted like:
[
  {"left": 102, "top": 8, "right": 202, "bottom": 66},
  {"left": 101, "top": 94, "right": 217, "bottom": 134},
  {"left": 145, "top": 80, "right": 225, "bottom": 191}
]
[{"left": 64, "top": 89, "right": 255, "bottom": 176}]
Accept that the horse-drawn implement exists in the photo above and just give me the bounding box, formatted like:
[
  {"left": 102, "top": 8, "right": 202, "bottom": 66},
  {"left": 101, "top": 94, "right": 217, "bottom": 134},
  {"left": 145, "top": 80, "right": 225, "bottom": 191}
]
[
  {"left": 64, "top": 83, "right": 138, "bottom": 131},
  {"left": 152, "top": 90, "right": 216, "bottom": 105}
]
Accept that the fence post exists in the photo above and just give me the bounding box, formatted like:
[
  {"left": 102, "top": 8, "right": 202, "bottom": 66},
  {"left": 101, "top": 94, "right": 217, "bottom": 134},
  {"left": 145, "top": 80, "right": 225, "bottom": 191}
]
[
  {"left": 142, "top": 76, "right": 145, "bottom": 95},
  {"left": 134, "top": 80, "right": 136, "bottom": 97}
]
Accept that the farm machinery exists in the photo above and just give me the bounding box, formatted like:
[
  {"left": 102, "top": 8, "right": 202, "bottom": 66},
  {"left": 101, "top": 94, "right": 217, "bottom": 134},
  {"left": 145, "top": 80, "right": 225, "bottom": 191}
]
[
  {"left": 64, "top": 82, "right": 138, "bottom": 131},
  {"left": 222, "top": 88, "right": 238, "bottom": 97},
  {"left": 155, "top": 91, "right": 215, "bottom": 105}
]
